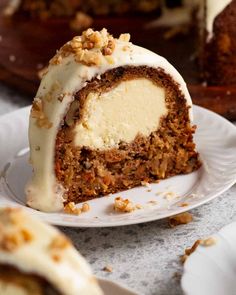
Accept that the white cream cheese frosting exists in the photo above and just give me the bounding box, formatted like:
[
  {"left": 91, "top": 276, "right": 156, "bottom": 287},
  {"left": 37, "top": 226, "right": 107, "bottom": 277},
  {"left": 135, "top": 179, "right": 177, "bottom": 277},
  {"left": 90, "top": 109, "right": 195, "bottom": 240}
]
[
  {"left": 26, "top": 28, "right": 193, "bottom": 212},
  {"left": 205, "top": 0, "right": 232, "bottom": 39},
  {"left": 0, "top": 208, "right": 103, "bottom": 295},
  {"left": 0, "top": 283, "right": 29, "bottom": 295}
]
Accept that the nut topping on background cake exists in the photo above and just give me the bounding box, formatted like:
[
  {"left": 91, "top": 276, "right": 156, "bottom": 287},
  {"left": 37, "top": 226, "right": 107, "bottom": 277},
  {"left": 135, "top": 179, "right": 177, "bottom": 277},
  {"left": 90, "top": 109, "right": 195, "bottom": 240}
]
[{"left": 50, "top": 28, "right": 120, "bottom": 66}]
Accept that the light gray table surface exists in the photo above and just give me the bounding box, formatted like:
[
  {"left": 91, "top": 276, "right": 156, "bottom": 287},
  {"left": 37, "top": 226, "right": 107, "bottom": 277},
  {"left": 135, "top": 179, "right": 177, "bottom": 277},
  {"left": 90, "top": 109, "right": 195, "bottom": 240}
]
[{"left": 1, "top": 81, "right": 236, "bottom": 295}]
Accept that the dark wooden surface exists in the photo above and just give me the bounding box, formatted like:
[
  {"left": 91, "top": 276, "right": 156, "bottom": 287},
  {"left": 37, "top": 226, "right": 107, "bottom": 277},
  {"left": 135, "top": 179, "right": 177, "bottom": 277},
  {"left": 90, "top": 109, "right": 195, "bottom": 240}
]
[{"left": 1, "top": 1, "right": 236, "bottom": 120}]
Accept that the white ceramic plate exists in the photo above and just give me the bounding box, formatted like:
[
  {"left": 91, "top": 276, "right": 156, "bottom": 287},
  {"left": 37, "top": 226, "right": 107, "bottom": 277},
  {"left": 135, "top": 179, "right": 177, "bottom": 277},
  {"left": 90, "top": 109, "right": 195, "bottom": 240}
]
[
  {"left": 98, "top": 277, "right": 138, "bottom": 295},
  {"left": 0, "top": 106, "right": 236, "bottom": 227},
  {"left": 181, "top": 222, "right": 236, "bottom": 295}
]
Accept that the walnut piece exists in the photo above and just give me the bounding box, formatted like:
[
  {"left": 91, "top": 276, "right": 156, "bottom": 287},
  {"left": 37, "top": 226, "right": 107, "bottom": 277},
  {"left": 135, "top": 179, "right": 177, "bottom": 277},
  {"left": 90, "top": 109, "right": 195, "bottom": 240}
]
[
  {"left": 49, "top": 235, "right": 71, "bottom": 251},
  {"left": 168, "top": 212, "right": 193, "bottom": 228},
  {"left": 103, "top": 265, "right": 113, "bottom": 272},
  {"left": 0, "top": 208, "right": 34, "bottom": 252},
  {"left": 114, "top": 197, "right": 136, "bottom": 213},
  {"left": 64, "top": 202, "right": 90, "bottom": 215},
  {"left": 49, "top": 28, "right": 131, "bottom": 67},
  {"left": 31, "top": 98, "right": 53, "bottom": 129}
]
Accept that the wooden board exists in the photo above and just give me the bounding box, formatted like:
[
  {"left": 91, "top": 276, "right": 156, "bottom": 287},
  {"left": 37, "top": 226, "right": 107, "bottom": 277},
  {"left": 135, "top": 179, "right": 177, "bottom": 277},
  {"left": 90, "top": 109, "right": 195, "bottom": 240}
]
[{"left": 1, "top": 1, "right": 236, "bottom": 120}]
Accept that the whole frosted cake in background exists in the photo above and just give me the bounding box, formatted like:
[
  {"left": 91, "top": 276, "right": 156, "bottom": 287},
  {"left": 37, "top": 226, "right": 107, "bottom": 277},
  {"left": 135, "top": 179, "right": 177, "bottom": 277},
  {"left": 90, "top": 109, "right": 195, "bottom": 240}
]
[
  {"left": 26, "top": 28, "right": 200, "bottom": 212},
  {"left": 5, "top": 0, "right": 236, "bottom": 86},
  {"left": 201, "top": 0, "right": 236, "bottom": 85},
  {"left": 0, "top": 207, "right": 103, "bottom": 295}
]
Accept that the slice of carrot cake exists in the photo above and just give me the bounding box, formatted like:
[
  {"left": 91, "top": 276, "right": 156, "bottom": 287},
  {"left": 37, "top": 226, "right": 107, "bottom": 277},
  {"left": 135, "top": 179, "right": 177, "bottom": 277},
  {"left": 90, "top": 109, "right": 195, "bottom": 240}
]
[
  {"left": 0, "top": 207, "right": 103, "bottom": 295},
  {"left": 26, "top": 28, "right": 201, "bottom": 212}
]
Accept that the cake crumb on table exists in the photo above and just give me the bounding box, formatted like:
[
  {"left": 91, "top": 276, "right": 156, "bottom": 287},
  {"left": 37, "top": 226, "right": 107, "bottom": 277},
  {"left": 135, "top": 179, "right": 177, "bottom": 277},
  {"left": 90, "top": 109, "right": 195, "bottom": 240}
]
[
  {"left": 180, "top": 237, "right": 217, "bottom": 264},
  {"left": 168, "top": 212, "right": 193, "bottom": 228},
  {"left": 103, "top": 265, "right": 113, "bottom": 272},
  {"left": 200, "top": 237, "right": 217, "bottom": 247}
]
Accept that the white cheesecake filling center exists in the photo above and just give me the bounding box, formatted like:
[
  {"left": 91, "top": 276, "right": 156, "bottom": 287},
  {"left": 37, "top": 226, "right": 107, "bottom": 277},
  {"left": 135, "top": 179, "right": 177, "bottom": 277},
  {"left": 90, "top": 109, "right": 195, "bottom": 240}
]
[{"left": 74, "top": 78, "right": 167, "bottom": 149}]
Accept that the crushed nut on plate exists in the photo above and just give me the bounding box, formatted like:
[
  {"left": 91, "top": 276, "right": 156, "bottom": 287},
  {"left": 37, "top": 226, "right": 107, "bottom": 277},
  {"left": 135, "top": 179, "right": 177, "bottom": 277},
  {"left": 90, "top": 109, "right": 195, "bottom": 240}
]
[
  {"left": 114, "top": 197, "right": 136, "bottom": 213},
  {"left": 64, "top": 202, "right": 90, "bottom": 215}
]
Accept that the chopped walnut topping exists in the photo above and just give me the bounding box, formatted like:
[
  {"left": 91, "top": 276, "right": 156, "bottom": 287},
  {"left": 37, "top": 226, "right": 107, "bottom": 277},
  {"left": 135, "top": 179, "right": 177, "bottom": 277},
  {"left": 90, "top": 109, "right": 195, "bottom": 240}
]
[
  {"left": 168, "top": 212, "right": 193, "bottom": 228},
  {"left": 31, "top": 98, "right": 53, "bottom": 129},
  {"left": 119, "top": 33, "right": 131, "bottom": 42},
  {"left": 49, "top": 28, "right": 130, "bottom": 67},
  {"left": 20, "top": 228, "right": 34, "bottom": 242},
  {"left": 0, "top": 208, "right": 33, "bottom": 251},
  {"left": 0, "top": 228, "right": 33, "bottom": 252},
  {"left": 57, "top": 93, "right": 66, "bottom": 102},
  {"left": 114, "top": 197, "right": 136, "bottom": 213},
  {"left": 51, "top": 253, "right": 61, "bottom": 262},
  {"left": 103, "top": 265, "right": 113, "bottom": 272},
  {"left": 48, "top": 235, "right": 71, "bottom": 262},
  {"left": 49, "top": 235, "right": 71, "bottom": 251},
  {"left": 38, "top": 66, "right": 48, "bottom": 79}
]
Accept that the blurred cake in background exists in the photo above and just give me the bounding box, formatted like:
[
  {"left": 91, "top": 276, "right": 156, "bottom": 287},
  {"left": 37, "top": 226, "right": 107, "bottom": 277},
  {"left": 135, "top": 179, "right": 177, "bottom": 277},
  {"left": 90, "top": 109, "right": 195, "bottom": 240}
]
[
  {"left": 0, "top": 207, "right": 103, "bottom": 295},
  {"left": 201, "top": 0, "right": 236, "bottom": 85},
  {"left": 4, "top": 0, "right": 162, "bottom": 18},
  {"left": 4, "top": 0, "right": 236, "bottom": 86}
]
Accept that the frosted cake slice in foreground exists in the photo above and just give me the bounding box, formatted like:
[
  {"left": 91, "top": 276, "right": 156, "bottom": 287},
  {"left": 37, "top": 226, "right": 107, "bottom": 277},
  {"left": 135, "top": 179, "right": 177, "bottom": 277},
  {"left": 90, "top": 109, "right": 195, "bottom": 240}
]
[{"left": 0, "top": 207, "right": 103, "bottom": 295}]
